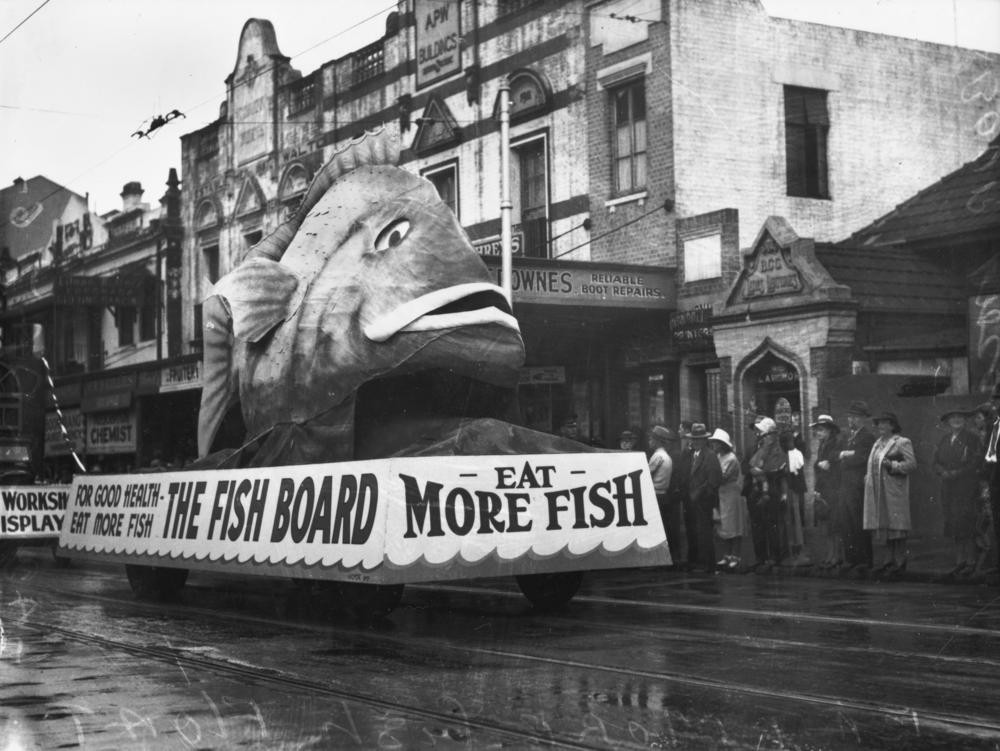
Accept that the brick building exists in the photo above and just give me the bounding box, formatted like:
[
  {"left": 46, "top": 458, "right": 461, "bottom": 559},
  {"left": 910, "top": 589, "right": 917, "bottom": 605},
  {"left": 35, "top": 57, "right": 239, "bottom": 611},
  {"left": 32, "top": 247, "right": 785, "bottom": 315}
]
[
  {"left": 0, "top": 171, "right": 198, "bottom": 474},
  {"left": 178, "top": 0, "right": 997, "bottom": 452}
]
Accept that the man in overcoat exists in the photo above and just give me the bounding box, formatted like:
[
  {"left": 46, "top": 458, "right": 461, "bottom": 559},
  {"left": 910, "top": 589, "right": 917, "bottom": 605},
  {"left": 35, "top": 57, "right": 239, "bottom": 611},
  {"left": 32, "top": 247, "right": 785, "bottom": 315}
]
[
  {"left": 933, "top": 409, "right": 983, "bottom": 576},
  {"left": 686, "top": 423, "right": 723, "bottom": 572},
  {"left": 839, "top": 400, "right": 876, "bottom": 571}
]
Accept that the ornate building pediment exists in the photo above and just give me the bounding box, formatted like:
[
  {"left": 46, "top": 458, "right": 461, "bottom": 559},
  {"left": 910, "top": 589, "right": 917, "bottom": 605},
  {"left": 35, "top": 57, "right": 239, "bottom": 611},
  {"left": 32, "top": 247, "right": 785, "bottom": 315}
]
[
  {"left": 723, "top": 216, "right": 850, "bottom": 314},
  {"left": 412, "top": 96, "right": 460, "bottom": 156}
]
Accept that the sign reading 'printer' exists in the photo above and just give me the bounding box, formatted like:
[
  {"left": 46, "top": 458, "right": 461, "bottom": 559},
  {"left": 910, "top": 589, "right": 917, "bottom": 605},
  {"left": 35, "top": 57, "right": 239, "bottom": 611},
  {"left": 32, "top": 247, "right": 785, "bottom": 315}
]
[{"left": 484, "top": 259, "right": 673, "bottom": 309}]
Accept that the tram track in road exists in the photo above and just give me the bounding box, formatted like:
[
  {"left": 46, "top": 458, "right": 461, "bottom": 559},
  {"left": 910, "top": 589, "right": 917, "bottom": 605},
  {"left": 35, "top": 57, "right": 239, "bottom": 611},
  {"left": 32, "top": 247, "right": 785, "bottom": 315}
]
[
  {"left": 12, "top": 571, "right": 1000, "bottom": 745},
  {"left": 12, "top": 617, "right": 621, "bottom": 751}
]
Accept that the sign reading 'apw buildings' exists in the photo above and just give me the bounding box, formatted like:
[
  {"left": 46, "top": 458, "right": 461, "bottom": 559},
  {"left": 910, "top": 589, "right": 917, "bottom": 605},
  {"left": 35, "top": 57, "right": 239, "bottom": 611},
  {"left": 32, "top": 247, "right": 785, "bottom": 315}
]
[
  {"left": 58, "top": 454, "right": 670, "bottom": 583},
  {"left": 1, "top": 486, "right": 71, "bottom": 539}
]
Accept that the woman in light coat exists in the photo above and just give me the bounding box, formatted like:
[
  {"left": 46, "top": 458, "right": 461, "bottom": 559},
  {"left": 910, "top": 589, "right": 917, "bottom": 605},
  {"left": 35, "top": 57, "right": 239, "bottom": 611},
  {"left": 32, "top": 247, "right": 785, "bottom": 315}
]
[
  {"left": 709, "top": 428, "right": 745, "bottom": 571},
  {"left": 863, "top": 411, "right": 917, "bottom": 573}
]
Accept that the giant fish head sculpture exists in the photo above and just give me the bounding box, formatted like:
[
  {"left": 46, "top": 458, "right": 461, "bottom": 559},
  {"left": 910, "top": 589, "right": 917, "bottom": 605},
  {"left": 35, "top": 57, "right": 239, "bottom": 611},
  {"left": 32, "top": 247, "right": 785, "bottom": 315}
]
[{"left": 199, "top": 130, "right": 525, "bottom": 461}]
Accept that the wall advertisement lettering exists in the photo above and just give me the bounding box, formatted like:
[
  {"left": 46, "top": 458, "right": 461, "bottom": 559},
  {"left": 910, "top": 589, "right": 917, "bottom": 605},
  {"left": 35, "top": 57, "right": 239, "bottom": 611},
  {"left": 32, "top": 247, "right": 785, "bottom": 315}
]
[
  {"left": 58, "top": 454, "right": 669, "bottom": 583},
  {"left": 415, "top": 0, "right": 461, "bottom": 88},
  {"left": 0, "top": 486, "right": 70, "bottom": 538}
]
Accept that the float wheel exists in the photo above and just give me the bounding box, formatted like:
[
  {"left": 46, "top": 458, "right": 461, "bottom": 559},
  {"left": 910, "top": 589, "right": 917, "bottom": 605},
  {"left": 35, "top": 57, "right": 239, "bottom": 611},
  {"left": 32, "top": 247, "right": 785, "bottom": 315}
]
[
  {"left": 51, "top": 543, "right": 71, "bottom": 568},
  {"left": 516, "top": 571, "right": 584, "bottom": 610},
  {"left": 0, "top": 542, "right": 18, "bottom": 569},
  {"left": 335, "top": 581, "right": 404, "bottom": 621},
  {"left": 125, "top": 564, "right": 189, "bottom": 600}
]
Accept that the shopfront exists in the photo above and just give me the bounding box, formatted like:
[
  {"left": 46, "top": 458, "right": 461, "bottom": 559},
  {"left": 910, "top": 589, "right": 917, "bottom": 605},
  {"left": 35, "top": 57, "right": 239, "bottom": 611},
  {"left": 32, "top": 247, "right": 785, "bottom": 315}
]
[{"left": 480, "top": 257, "right": 676, "bottom": 447}]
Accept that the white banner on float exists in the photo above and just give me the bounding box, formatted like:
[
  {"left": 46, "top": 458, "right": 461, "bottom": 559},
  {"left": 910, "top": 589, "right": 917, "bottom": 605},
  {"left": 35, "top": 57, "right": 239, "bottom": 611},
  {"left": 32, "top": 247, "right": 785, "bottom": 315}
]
[
  {"left": 0, "top": 485, "right": 72, "bottom": 539},
  {"left": 58, "top": 454, "right": 669, "bottom": 582}
]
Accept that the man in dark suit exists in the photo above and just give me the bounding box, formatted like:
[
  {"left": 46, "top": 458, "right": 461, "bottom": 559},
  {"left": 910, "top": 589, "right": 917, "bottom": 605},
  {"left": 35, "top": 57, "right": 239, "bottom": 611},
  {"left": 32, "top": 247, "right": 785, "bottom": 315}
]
[
  {"left": 839, "top": 400, "right": 876, "bottom": 571},
  {"left": 686, "top": 423, "right": 723, "bottom": 572},
  {"left": 984, "top": 383, "right": 1000, "bottom": 575}
]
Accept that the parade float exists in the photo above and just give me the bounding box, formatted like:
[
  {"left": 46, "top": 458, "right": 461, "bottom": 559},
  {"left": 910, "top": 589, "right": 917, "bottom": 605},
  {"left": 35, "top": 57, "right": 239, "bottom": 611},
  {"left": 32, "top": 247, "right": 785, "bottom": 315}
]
[{"left": 57, "top": 130, "right": 670, "bottom": 617}]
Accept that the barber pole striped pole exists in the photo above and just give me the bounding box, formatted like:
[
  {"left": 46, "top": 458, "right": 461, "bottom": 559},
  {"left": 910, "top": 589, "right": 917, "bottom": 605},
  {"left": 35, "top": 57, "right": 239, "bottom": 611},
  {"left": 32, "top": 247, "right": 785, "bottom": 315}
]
[{"left": 39, "top": 355, "right": 87, "bottom": 474}]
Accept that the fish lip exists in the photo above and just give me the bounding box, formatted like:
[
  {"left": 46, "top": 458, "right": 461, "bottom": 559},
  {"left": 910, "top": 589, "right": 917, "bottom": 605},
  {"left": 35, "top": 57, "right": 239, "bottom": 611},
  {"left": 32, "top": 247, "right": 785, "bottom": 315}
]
[{"left": 363, "top": 282, "right": 519, "bottom": 342}]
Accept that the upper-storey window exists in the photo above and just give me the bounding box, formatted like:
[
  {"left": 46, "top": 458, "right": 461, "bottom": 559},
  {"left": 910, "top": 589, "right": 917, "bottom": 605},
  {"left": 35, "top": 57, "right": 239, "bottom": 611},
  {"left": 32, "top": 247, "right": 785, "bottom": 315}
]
[
  {"left": 287, "top": 75, "right": 317, "bottom": 115},
  {"left": 612, "top": 79, "right": 647, "bottom": 195},
  {"left": 784, "top": 86, "right": 830, "bottom": 199},
  {"left": 498, "top": 0, "right": 542, "bottom": 16},
  {"left": 422, "top": 162, "right": 459, "bottom": 219},
  {"left": 352, "top": 41, "right": 384, "bottom": 87}
]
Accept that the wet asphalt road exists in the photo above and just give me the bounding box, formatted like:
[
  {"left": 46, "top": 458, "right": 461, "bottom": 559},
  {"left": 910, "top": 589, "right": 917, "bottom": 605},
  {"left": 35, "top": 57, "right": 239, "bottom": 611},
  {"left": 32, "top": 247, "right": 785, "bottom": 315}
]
[{"left": 1, "top": 548, "right": 999, "bottom": 750}]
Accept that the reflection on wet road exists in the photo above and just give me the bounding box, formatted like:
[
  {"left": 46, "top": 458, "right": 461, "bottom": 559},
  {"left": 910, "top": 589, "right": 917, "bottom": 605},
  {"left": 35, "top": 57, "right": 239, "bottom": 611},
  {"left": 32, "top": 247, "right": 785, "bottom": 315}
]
[{"left": 2, "top": 550, "right": 999, "bottom": 749}]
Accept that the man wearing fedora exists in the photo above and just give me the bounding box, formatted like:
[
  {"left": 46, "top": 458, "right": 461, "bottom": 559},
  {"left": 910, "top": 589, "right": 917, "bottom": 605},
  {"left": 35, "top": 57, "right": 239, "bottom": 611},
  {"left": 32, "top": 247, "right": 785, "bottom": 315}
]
[
  {"left": 933, "top": 408, "right": 983, "bottom": 578},
  {"left": 838, "top": 400, "right": 876, "bottom": 572},
  {"left": 686, "top": 422, "right": 723, "bottom": 572},
  {"left": 985, "top": 382, "right": 1000, "bottom": 576}
]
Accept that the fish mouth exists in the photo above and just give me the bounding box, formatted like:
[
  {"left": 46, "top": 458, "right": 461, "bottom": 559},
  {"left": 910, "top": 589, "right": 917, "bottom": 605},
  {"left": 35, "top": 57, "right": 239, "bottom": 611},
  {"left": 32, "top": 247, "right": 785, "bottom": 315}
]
[{"left": 363, "top": 282, "right": 518, "bottom": 343}]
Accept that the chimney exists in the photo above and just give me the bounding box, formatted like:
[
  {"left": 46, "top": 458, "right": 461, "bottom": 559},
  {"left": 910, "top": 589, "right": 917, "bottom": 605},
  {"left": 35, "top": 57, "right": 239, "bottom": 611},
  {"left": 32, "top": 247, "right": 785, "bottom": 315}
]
[
  {"left": 121, "top": 181, "right": 144, "bottom": 211},
  {"left": 13, "top": 176, "right": 26, "bottom": 193}
]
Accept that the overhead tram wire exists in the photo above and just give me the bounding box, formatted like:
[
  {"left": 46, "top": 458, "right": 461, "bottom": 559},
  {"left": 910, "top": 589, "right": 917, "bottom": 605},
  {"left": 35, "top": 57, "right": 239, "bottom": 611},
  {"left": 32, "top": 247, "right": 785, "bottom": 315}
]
[
  {"left": 0, "top": 0, "right": 54, "bottom": 47},
  {"left": 552, "top": 201, "right": 669, "bottom": 260},
  {"left": 0, "top": 3, "right": 397, "bottom": 230}
]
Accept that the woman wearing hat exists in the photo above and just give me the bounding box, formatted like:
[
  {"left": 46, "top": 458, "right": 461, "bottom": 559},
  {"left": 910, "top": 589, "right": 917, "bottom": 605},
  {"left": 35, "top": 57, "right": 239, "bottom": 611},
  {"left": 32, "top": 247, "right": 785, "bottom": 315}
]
[
  {"left": 932, "top": 409, "right": 983, "bottom": 578},
  {"left": 747, "top": 416, "right": 788, "bottom": 572},
  {"left": 863, "top": 412, "right": 917, "bottom": 574},
  {"left": 709, "top": 429, "right": 745, "bottom": 571},
  {"left": 810, "top": 415, "right": 843, "bottom": 569}
]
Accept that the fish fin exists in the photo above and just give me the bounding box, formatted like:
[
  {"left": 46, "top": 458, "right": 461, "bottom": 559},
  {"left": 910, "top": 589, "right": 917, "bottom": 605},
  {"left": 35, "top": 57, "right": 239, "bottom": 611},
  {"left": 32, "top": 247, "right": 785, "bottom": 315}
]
[
  {"left": 212, "top": 258, "right": 303, "bottom": 342},
  {"left": 197, "top": 295, "right": 240, "bottom": 456}
]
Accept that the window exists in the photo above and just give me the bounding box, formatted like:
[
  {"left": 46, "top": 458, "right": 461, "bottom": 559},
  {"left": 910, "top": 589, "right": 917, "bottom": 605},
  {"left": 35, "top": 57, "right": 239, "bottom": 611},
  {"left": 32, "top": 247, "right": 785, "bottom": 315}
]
[
  {"left": 244, "top": 229, "right": 263, "bottom": 252},
  {"left": 612, "top": 80, "right": 647, "bottom": 194},
  {"left": 422, "top": 163, "right": 458, "bottom": 218},
  {"left": 784, "top": 86, "right": 829, "bottom": 198},
  {"left": 203, "top": 245, "right": 220, "bottom": 284},
  {"left": 498, "top": 0, "right": 542, "bottom": 15},
  {"left": 139, "top": 277, "right": 157, "bottom": 342},
  {"left": 352, "top": 42, "right": 384, "bottom": 87},
  {"left": 117, "top": 307, "right": 136, "bottom": 347},
  {"left": 287, "top": 76, "right": 317, "bottom": 115},
  {"left": 683, "top": 233, "right": 722, "bottom": 282},
  {"left": 513, "top": 138, "right": 548, "bottom": 258}
]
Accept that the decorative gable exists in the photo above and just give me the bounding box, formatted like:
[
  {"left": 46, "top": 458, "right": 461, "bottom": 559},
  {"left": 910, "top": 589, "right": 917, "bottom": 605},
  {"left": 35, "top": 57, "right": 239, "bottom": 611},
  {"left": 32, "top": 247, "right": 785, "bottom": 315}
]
[
  {"left": 724, "top": 216, "right": 850, "bottom": 312},
  {"left": 235, "top": 178, "right": 265, "bottom": 218},
  {"left": 412, "top": 96, "right": 460, "bottom": 156}
]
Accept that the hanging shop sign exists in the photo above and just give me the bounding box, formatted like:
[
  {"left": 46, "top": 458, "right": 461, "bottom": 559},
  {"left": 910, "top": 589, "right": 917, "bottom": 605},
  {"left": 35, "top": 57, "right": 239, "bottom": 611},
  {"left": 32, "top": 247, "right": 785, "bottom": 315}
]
[
  {"left": 415, "top": 0, "right": 461, "bottom": 88},
  {"left": 58, "top": 453, "right": 670, "bottom": 584},
  {"left": 86, "top": 410, "right": 137, "bottom": 455},
  {"left": 0, "top": 485, "right": 71, "bottom": 539},
  {"left": 757, "top": 363, "right": 798, "bottom": 384},
  {"left": 669, "top": 306, "right": 713, "bottom": 349},
  {"left": 159, "top": 360, "right": 203, "bottom": 393},
  {"left": 53, "top": 274, "right": 144, "bottom": 307},
  {"left": 45, "top": 409, "right": 86, "bottom": 456},
  {"left": 519, "top": 366, "right": 566, "bottom": 385},
  {"left": 483, "top": 259, "right": 674, "bottom": 309},
  {"left": 473, "top": 232, "right": 524, "bottom": 257}
]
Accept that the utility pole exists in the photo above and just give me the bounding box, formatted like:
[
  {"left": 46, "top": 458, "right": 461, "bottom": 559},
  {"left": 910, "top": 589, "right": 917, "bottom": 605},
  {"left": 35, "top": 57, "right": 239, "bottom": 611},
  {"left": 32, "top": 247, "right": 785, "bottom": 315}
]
[{"left": 498, "top": 76, "right": 513, "bottom": 308}]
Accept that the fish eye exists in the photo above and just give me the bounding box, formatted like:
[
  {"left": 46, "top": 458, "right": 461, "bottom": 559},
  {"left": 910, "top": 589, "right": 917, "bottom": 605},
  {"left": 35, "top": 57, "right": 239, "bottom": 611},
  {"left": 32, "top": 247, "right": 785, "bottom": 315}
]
[{"left": 374, "top": 219, "right": 410, "bottom": 251}]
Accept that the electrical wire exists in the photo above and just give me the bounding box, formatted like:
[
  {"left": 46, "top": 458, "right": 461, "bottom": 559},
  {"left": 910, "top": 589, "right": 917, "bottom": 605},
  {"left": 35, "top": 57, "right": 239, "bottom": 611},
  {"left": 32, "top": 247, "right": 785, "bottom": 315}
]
[{"left": 0, "top": 0, "right": 53, "bottom": 47}]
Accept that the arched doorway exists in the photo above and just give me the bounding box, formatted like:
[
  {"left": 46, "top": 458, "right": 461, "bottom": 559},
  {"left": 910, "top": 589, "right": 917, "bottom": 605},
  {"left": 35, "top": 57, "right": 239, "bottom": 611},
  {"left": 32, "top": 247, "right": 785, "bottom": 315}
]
[{"left": 733, "top": 339, "right": 808, "bottom": 455}]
